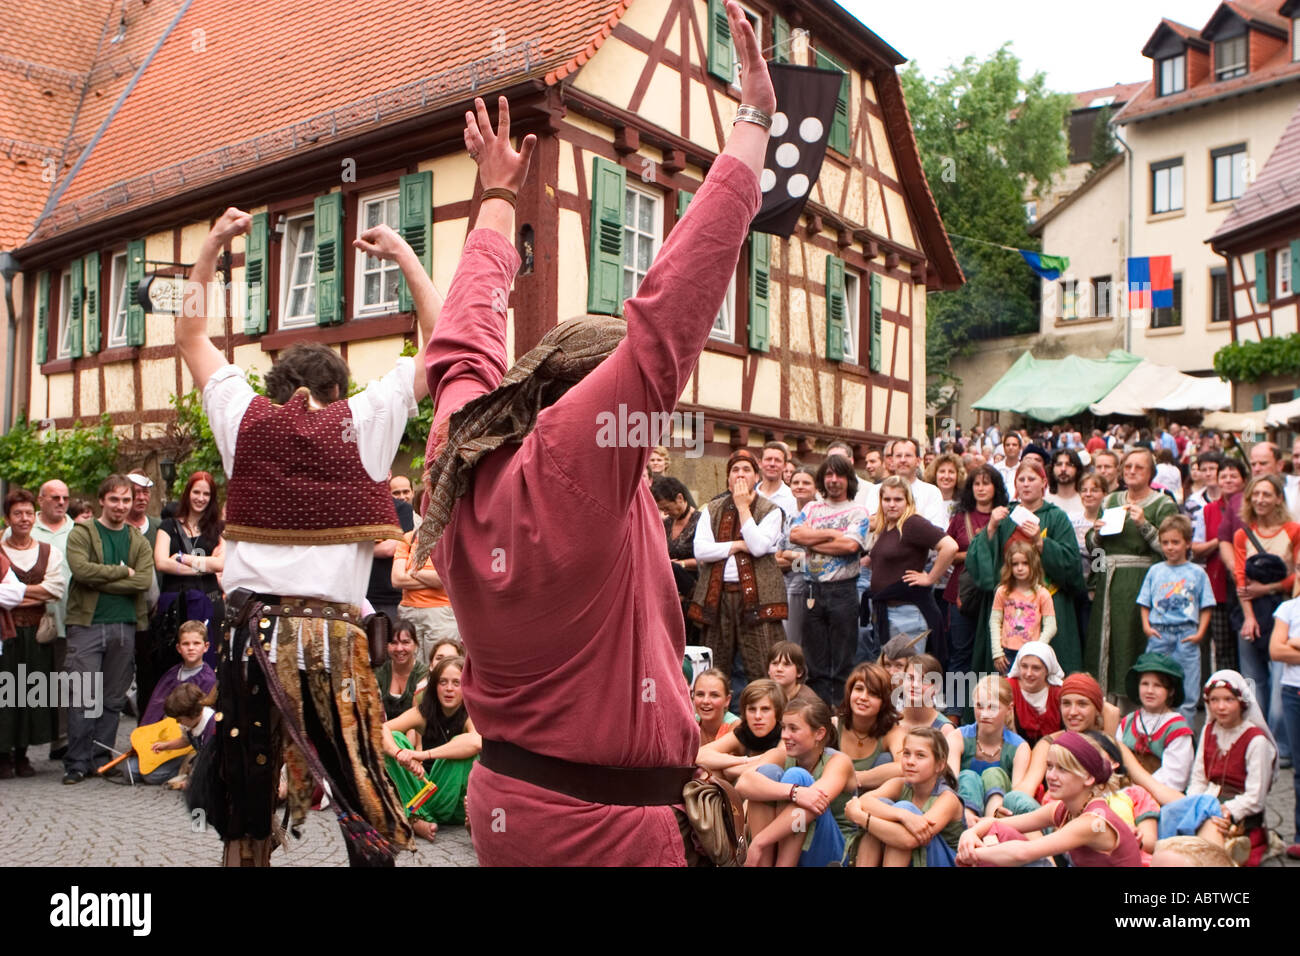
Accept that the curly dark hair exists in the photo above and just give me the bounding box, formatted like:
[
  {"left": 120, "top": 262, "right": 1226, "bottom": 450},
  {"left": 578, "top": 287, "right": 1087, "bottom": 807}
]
[
  {"left": 957, "top": 464, "right": 1009, "bottom": 514},
  {"left": 264, "top": 343, "right": 351, "bottom": 405}
]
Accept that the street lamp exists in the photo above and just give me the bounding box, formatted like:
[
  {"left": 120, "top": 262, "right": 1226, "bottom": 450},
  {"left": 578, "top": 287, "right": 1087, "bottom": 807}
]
[{"left": 159, "top": 457, "right": 176, "bottom": 498}]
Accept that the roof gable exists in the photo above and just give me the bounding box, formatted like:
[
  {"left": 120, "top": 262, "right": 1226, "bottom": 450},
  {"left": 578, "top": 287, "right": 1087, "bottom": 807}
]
[
  {"left": 1141, "top": 18, "right": 1208, "bottom": 58},
  {"left": 1211, "top": 99, "right": 1300, "bottom": 246}
]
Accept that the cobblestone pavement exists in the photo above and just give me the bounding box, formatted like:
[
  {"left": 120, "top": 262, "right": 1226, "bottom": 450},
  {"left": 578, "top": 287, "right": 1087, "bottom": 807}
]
[
  {"left": 1, "top": 720, "right": 1294, "bottom": 867},
  {"left": 0, "top": 721, "right": 477, "bottom": 867}
]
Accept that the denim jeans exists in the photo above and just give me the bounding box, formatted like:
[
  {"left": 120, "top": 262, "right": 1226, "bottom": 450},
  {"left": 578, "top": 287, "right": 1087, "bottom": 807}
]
[
  {"left": 1144, "top": 622, "right": 1202, "bottom": 726},
  {"left": 754, "top": 764, "right": 845, "bottom": 867},
  {"left": 957, "top": 767, "right": 1040, "bottom": 817},
  {"left": 886, "top": 604, "right": 930, "bottom": 655},
  {"left": 1281, "top": 684, "right": 1300, "bottom": 836},
  {"left": 1237, "top": 630, "right": 1273, "bottom": 726},
  {"left": 1269, "top": 663, "right": 1291, "bottom": 762},
  {"left": 64, "top": 622, "right": 135, "bottom": 775},
  {"left": 804, "top": 579, "right": 861, "bottom": 706},
  {"left": 784, "top": 572, "right": 808, "bottom": 647}
]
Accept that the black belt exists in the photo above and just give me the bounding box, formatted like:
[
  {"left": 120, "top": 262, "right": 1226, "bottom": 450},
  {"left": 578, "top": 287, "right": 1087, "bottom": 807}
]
[{"left": 480, "top": 738, "right": 693, "bottom": 807}]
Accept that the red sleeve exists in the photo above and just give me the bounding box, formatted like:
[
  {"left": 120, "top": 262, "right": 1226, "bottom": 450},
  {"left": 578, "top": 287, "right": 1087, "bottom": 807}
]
[{"left": 1051, "top": 801, "right": 1067, "bottom": 828}]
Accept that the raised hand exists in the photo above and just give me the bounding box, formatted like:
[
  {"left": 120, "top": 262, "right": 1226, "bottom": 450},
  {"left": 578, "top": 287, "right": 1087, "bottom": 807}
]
[
  {"left": 464, "top": 95, "right": 537, "bottom": 192},
  {"left": 353, "top": 223, "right": 411, "bottom": 262},
  {"left": 727, "top": 0, "right": 775, "bottom": 113},
  {"left": 208, "top": 207, "right": 253, "bottom": 244}
]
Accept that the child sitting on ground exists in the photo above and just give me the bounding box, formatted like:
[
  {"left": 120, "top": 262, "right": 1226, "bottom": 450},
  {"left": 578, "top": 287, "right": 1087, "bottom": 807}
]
[
  {"left": 956, "top": 675, "right": 1035, "bottom": 825},
  {"left": 127, "top": 682, "right": 216, "bottom": 786},
  {"left": 1117, "top": 653, "right": 1194, "bottom": 791},
  {"left": 139, "top": 620, "right": 216, "bottom": 726},
  {"left": 1137, "top": 515, "right": 1214, "bottom": 723}
]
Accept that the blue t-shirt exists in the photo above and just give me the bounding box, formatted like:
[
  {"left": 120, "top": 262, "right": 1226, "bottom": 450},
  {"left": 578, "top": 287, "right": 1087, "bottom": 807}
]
[{"left": 1136, "top": 560, "right": 1216, "bottom": 627}]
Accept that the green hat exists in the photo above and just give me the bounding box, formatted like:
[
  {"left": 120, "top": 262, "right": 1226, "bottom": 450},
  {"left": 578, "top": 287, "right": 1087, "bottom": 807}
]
[{"left": 1126, "top": 652, "right": 1185, "bottom": 709}]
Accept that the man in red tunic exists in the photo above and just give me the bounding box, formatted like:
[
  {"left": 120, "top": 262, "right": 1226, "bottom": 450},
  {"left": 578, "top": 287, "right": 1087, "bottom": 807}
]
[
  {"left": 176, "top": 209, "right": 442, "bottom": 865},
  {"left": 413, "top": 2, "right": 774, "bottom": 865}
]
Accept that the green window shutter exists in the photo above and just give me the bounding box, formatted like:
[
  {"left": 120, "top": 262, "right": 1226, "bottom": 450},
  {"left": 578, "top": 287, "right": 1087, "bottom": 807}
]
[
  {"left": 1253, "top": 393, "right": 1266, "bottom": 411},
  {"left": 677, "top": 189, "right": 694, "bottom": 222},
  {"left": 314, "top": 193, "right": 346, "bottom": 326},
  {"left": 67, "top": 257, "right": 84, "bottom": 359},
  {"left": 399, "top": 171, "right": 433, "bottom": 313},
  {"left": 1255, "top": 250, "right": 1269, "bottom": 305},
  {"left": 84, "top": 251, "right": 101, "bottom": 354},
  {"left": 126, "top": 239, "right": 145, "bottom": 346},
  {"left": 817, "top": 49, "right": 850, "bottom": 154},
  {"left": 773, "top": 15, "right": 790, "bottom": 64},
  {"left": 748, "top": 232, "right": 770, "bottom": 352},
  {"left": 35, "top": 271, "right": 50, "bottom": 365},
  {"left": 869, "top": 272, "right": 883, "bottom": 372},
  {"left": 1290, "top": 240, "right": 1300, "bottom": 294},
  {"left": 587, "top": 157, "right": 626, "bottom": 316},
  {"left": 244, "top": 212, "right": 270, "bottom": 336},
  {"left": 706, "top": 0, "right": 734, "bottom": 83},
  {"left": 825, "top": 254, "right": 846, "bottom": 362}
]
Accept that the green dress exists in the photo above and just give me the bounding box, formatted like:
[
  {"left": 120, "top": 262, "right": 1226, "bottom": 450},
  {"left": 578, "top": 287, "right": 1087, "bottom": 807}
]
[
  {"left": 384, "top": 730, "right": 476, "bottom": 825},
  {"left": 966, "top": 499, "right": 1086, "bottom": 681},
  {"left": 1083, "top": 490, "right": 1177, "bottom": 699}
]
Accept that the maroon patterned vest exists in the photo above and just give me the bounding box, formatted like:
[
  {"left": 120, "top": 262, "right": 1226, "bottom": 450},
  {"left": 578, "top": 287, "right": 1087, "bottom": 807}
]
[{"left": 224, "top": 390, "right": 402, "bottom": 545}]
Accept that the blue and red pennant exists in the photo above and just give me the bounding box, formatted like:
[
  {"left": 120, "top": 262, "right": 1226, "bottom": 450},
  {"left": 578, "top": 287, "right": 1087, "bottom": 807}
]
[{"left": 1127, "top": 256, "right": 1174, "bottom": 309}]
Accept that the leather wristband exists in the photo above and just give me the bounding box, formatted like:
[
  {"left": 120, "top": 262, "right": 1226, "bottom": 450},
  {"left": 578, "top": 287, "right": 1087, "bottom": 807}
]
[{"left": 481, "top": 187, "right": 517, "bottom": 206}]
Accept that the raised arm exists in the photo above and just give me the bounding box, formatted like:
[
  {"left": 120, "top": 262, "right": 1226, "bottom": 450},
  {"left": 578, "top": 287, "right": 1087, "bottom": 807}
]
[
  {"left": 178, "top": 209, "right": 253, "bottom": 393},
  {"left": 424, "top": 96, "right": 537, "bottom": 431}
]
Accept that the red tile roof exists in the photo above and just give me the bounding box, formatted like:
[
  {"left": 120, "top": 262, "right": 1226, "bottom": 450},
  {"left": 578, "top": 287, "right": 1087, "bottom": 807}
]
[
  {"left": 1211, "top": 99, "right": 1300, "bottom": 246},
  {"left": 25, "top": 0, "right": 631, "bottom": 243},
  {"left": 1119, "top": 1, "right": 1300, "bottom": 124},
  {"left": 0, "top": 0, "right": 181, "bottom": 250},
  {"left": 1071, "top": 81, "right": 1147, "bottom": 112}
]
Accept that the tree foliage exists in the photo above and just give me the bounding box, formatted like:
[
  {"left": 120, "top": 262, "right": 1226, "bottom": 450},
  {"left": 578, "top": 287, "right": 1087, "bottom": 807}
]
[
  {"left": 901, "top": 46, "right": 1073, "bottom": 382},
  {"left": 0, "top": 414, "right": 120, "bottom": 498},
  {"left": 1089, "top": 105, "right": 1118, "bottom": 171},
  {"left": 1214, "top": 334, "right": 1300, "bottom": 384}
]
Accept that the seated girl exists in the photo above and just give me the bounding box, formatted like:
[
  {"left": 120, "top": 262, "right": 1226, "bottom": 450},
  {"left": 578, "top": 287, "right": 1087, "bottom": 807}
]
[
  {"left": 1005, "top": 642, "right": 1064, "bottom": 746},
  {"left": 844, "top": 726, "right": 965, "bottom": 867},
  {"left": 1117, "top": 652, "right": 1194, "bottom": 791},
  {"left": 956, "top": 675, "right": 1035, "bottom": 824},
  {"left": 831, "top": 663, "right": 905, "bottom": 836},
  {"left": 696, "top": 679, "right": 785, "bottom": 781},
  {"left": 1122, "top": 670, "right": 1278, "bottom": 866},
  {"left": 957, "top": 731, "right": 1144, "bottom": 867},
  {"left": 768, "top": 640, "right": 820, "bottom": 708},
  {"left": 1078, "top": 730, "right": 1160, "bottom": 860},
  {"left": 1016, "top": 671, "right": 1121, "bottom": 798},
  {"left": 692, "top": 667, "right": 740, "bottom": 742},
  {"left": 737, "top": 698, "right": 854, "bottom": 867},
  {"left": 373, "top": 623, "right": 427, "bottom": 721},
  {"left": 897, "top": 653, "right": 962, "bottom": 778},
  {"left": 381, "top": 656, "right": 481, "bottom": 842}
]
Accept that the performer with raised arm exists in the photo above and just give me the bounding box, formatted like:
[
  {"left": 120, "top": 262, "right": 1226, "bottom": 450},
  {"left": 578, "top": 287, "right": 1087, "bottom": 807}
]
[
  {"left": 175, "top": 210, "right": 443, "bottom": 865},
  {"left": 413, "top": 1, "right": 773, "bottom": 866}
]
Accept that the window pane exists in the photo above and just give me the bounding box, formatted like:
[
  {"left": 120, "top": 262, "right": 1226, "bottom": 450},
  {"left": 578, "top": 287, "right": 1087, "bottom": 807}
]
[
  {"left": 625, "top": 191, "right": 634, "bottom": 224},
  {"left": 385, "top": 198, "right": 399, "bottom": 225},
  {"left": 637, "top": 235, "right": 652, "bottom": 272},
  {"left": 1170, "top": 164, "right": 1183, "bottom": 209},
  {"left": 366, "top": 201, "right": 382, "bottom": 230},
  {"left": 623, "top": 231, "right": 635, "bottom": 267},
  {"left": 638, "top": 196, "right": 653, "bottom": 233},
  {"left": 365, "top": 272, "right": 380, "bottom": 303},
  {"left": 384, "top": 268, "right": 399, "bottom": 304}
]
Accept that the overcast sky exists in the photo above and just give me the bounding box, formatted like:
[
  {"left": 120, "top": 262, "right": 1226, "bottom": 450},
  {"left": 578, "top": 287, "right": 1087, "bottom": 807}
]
[{"left": 835, "top": 0, "right": 1227, "bottom": 93}]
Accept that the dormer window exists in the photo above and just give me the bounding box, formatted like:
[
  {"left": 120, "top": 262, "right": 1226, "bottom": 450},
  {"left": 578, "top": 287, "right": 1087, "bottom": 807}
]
[
  {"left": 1215, "top": 35, "right": 1247, "bottom": 80},
  {"left": 1158, "top": 54, "right": 1186, "bottom": 95}
]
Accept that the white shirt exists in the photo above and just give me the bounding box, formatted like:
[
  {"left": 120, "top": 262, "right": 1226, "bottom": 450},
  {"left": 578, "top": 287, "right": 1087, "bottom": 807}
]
[
  {"left": 1129, "top": 708, "right": 1195, "bottom": 791},
  {"left": 1286, "top": 475, "right": 1300, "bottom": 522},
  {"left": 203, "top": 360, "right": 417, "bottom": 607},
  {"left": 0, "top": 541, "right": 66, "bottom": 603},
  {"left": 1273, "top": 597, "right": 1300, "bottom": 689},
  {"left": 993, "top": 458, "right": 1019, "bottom": 493},
  {"left": 758, "top": 481, "right": 798, "bottom": 526},
  {"left": 855, "top": 479, "right": 879, "bottom": 515},
  {"left": 909, "top": 479, "right": 948, "bottom": 532},
  {"left": 3, "top": 516, "right": 73, "bottom": 634},
  {"left": 693, "top": 501, "right": 785, "bottom": 582},
  {"left": 1188, "top": 720, "right": 1276, "bottom": 821},
  {"left": 1046, "top": 489, "right": 1084, "bottom": 524},
  {"left": 0, "top": 567, "right": 24, "bottom": 610}
]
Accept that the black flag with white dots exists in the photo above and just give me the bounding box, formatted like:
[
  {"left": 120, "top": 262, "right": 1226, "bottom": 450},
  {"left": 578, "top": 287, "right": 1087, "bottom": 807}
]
[{"left": 751, "top": 63, "right": 845, "bottom": 237}]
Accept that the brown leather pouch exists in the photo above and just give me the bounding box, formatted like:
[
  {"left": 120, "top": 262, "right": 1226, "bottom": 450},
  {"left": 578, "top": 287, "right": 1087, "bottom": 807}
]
[
  {"left": 681, "top": 767, "right": 747, "bottom": 866},
  {"left": 363, "top": 612, "right": 391, "bottom": 667}
]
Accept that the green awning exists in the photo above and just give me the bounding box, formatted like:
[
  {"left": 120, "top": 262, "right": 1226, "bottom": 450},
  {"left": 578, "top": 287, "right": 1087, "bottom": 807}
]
[{"left": 971, "top": 350, "right": 1142, "bottom": 422}]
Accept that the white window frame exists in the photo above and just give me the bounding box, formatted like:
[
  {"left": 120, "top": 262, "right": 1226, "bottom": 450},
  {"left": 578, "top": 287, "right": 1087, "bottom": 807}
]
[
  {"left": 1212, "top": 145, "right": 1247, "bottom": 203},
  {"left": 1152, "top": 160, "right": 1184, "bottom": 213},
  {"left": 107, "top": 250, "right": 130, "bottom": 348},
  {"left": 1279, "top": 248, "right": 1294, "bottom": 299},
  {"left": 1215, "top": 35, "right": 1247, "bottom": 81},
  {"left": 842, "top": 269, "right": 860, "bottom": 364},
  {"left": 55, "top": 269, "right": 74, "bottom": 359},
  {"left": 711, "top": 271, "right": 737, "bottom": 342},
  {"left": 280, "top": 212, "right": 317, "bottom": 329},
  {"left": 622, "top": 182, "right": 662, "bottom": 303},
  {"left": 354, "top": 190, "right": 401, "bottom": 316},
  {"left": 1159, "top": 54, "right": 1185, "bottom": 95}
]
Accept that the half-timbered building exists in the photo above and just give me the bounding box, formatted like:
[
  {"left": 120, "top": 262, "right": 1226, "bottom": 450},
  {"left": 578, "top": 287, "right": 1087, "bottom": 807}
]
[{"left": 8, "top": 0, "right": 959, "bottom": 494}]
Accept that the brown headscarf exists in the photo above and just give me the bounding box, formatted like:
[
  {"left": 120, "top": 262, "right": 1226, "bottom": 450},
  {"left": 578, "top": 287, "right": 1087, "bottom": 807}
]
[{"left": 415, "top": 315, "right": 627, "bottom": 566}]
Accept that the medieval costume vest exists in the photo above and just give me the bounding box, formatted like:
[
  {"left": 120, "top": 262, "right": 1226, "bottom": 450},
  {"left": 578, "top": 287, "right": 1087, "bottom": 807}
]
[
  {"left": 1202, "top": 724, "right": 1265, "bottom": 800},
  {"left": 1119, "top": 711, "right": 1193, "bottom": 775},
  {"left": 688, "top": 492, "right": 787, "bottom": 625},
  {"left": 224, "top": 390, "right": 402, "bottom": 545}
]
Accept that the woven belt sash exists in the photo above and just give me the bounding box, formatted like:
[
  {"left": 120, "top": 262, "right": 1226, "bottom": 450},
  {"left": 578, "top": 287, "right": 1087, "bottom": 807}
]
[{"left": 1096, "top": 554, "right": 1155, "bottom": 697}]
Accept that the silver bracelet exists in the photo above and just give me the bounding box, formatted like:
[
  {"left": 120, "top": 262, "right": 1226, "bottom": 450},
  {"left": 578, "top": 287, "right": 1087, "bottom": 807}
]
[{"left": 733, "top": 105, "right": 773, "bottom": 130}]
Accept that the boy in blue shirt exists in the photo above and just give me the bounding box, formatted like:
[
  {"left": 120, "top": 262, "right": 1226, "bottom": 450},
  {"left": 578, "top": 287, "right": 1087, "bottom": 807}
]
[{"left": 1137, "top": 515, "right": 1215, "bottom": 723}]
